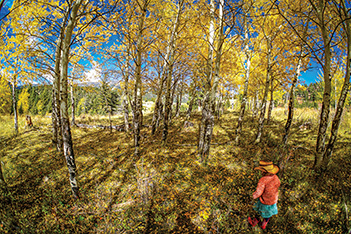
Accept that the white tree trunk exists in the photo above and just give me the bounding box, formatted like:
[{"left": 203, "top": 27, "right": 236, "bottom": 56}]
[
  {"left": 152, "top": 0, "right": 183, "bottom": 137},
  {"left": 11, "top": 76, "right": 18, "bottom": 135},
  {"left": 282, "top": 56, "right": 301, "bottom": 145},
  {"left": 59, "top": 0, "right": 83, "bottom": 198},
  {"left": 70, "top": 80, "right": 75, "bottom": 126},
  {"left": 198, "top": 0, "right": 224, "bottom": 163},
  {"left": 52, "top": 12, "right": 68, "bottom": 153},
  {"left": 322, "top": 0, "right": 351, "bottom": 170},
  {"left": 255, "top": 37, "right": 272, "bottom": 143},
  {"left": 235, "top": 15, "right": 251, "bottom": 144},
  {"left": 314, "top": 0, "right": 332, "bottom": 170},
  {"left": 133, "top": 0, "right": 148, "bottom": 155}
]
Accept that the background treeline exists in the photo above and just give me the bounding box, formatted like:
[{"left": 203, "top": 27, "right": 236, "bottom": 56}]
[
  {"left": 3, "top": 81, "right": 348, "bottom": 117},
  {"left": 2, "top": 85, "right": 122, "bottom": 116}
]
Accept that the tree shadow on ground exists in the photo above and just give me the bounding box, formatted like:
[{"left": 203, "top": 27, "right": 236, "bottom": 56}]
[{"left": 2, "top": 111, "right": 351, "bottom": 233}]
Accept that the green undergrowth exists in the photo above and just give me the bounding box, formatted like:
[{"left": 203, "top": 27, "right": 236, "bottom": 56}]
[{"left": 0, "top": 109, "right": 351, "bottom": 233}]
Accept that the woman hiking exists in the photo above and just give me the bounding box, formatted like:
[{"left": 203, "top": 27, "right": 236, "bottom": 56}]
[{"left": 248, "top": 161, "right": 280, "bottom": 230}]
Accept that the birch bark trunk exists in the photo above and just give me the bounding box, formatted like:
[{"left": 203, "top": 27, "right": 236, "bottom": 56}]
[
  {"left": 282, "top": 56, "right": 301, "bottom": 145},
  {"left": 186, "top": 84, "right": 196, "bottom": 120},
  {"left": 52, "top": 13, "right": 67, "bottom": 153},
  {"left": 235, "top": 16, "right": 251, "bottom": 144},
  {"left": 133, "top": 0, "right": 148, "bottom": 155},
  {"left": 162, "top": 1, "right": 184, "bottom": 143},
  {"left": 216, "top": 93, "right": 221, "bottom": 119},
  {"left": 122, "top": 81, "right": 129, "bottom": 133},
  {"left": 122, "top": 51, "right": 131, "bottom": 133},
  {"left": 314, "top": 0, "right": 332, "bottom": 170},
  {"left": 11, "top": 76, "right": 18, "bottom": 135},
  {"left": 59, "top": 0, "right": 83, "bottom": 198},
  {"left": 170, "top": 79, "right": 179, "bottom": 120},
  {"left": 70, "top": 80, "right": 75, "bottom": 126},
  {"left": 175, "top": 82, "right": 183, "bottom": 117},
  {"left": 267, "top": 78, "right": 274, "bottom": 123},
  {"left": 151, "top": 80, "right": 164, "bottom": 135},
  {"left": 198, "top": 0, "right": 216, "bottom": 162},
  {"left": 252, "top": 91, "right": 258, "bottom": 118},
  {"left": 162, "top": 62, "right": 175, "bottom": 143},
  {"left": 255, "top": 38, "right": 272, "bottom": 143},
  {"left": 197, "top": 98, "right": 202, "bottom": 112},
  {"left": 198, "top": 0, "right": 224, "bottom": 163},
  {"left": 0, "top": 158, "right": 6, "bottom": 186},
  {"left": 321, "top": 0, "right": 351, "bottom": 170},
  {"left": 152, "top": 0, "right": 183, "bottom": 136}
]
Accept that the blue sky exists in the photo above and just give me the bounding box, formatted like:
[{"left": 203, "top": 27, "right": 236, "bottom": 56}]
[
  {"left": 0, "top": 0, "right": 13, "bottom": 21},
  {"left": 1, "top": 0, "right": 321, "bottom": 86},
  {"left": 4, "top": 0, "right": 13, "bottom": 8},
  {"left": 300, "top": 68, "right": 320, "bottom": 85},
  {"left": 299, "top": 59, "right": 323, "bottom": 85}
]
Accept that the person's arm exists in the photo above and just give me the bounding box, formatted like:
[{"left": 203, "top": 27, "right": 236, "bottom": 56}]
[{"left": 252, "top": 178, "right": 265, "bottom": 199}]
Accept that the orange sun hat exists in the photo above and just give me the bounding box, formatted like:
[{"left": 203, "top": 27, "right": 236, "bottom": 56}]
[{"left": 254, "top": 161, "right": 279, "bottom": 174}]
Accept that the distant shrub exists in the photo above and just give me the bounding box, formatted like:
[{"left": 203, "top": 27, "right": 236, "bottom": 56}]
[{"left": 180, "top": 103, "right": 189, "bottom": 112}]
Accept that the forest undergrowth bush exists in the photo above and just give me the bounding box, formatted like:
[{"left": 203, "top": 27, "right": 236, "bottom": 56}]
[{"left": 0, "top": 109, "right": 350, "bottom": 233}]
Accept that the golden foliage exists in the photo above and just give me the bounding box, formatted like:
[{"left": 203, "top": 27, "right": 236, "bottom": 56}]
[
  {"left": 0, "top": 77, "right": 12, "bottom": 114},
  {"left": 18, "top": 88, "right": 30, "bottom": 114}
]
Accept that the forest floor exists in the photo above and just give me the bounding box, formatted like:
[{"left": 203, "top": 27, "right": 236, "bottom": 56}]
[{"left": 0, "top": 108, "right": 351, "bottom": 233}]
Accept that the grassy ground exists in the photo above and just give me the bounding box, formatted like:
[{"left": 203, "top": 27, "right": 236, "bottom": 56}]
[{"left": 0, "top": 108, "right": 351, "bottom": 233}]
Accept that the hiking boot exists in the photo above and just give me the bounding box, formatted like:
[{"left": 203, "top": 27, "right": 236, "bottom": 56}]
[
  {"left": 261, "top": 218, "right": 269, "bottom": 229},
  {"left": 248, "top": 217, "right": 259, "bottom": 227}
]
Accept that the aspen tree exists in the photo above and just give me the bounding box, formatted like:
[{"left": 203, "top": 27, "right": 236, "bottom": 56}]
[
  {"left": 267, "top": 75, "right": 275, "bottom": 122},
  {"left": 122, "top": 50, "right": 131, "bottom": 133},
  {"left": 198, "top": 0, "right": 225, "bottom": 163},
  {"left": 161, "top": 0, "right": 184, "bottom": 143},
  {"left": 133, "top": 0, "right": 150, "bottom": 155},
  {"left": 175, "top": 78, "right": 184, "bottom": 117},
  {"left": 59, "top": 0, "right": 84, "bottom": 198},
  {"left": 150, "top": 0, "right": 184, "bottom": 137},
  {"left": 310, "top": 0, "right": 333, "bottom": 169},
  {"left": 322, "top": 0, "right": 351, "bottom": 169},
  {"left": 11, "top": 74, "right": 18, "bottom": 134},
  {"left": 282, "top": 55, "right": 302, "bottom": 145},
  {"left": 253, "top": 3, "right": 284, "bottom": 143},
  {"left": 108, "top": 4, "right": 135, "bottom": 133},
  {"left": 70, "top": 80, "right": 76, "bottom": 126},
  {"left": 1, "top": 35, "right": 35, "bottom": 135},
  {"left": 254, "top": 36, "right": 272, "bottom": 143},
  {"left": 105, "top": 43, "right": 132, "bottom": 133},
  {"left": 235, "top": 4, "right": 252, "bottom": 144},
  {"left": 275, "top": 0, "right": 340, "bottom": 169},
  {"left": 52, "top": 10, "right": 69, "bottom": 153},
  {"left": 281, "top": 17, "right": 310, "bottom": 145}
]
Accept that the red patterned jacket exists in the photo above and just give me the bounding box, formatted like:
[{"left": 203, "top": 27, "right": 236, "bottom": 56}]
[{"left": 252, "top": 174, "right": 280, "bottom": 205}]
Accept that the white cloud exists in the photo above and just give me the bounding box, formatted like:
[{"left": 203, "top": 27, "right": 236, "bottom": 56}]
[
  {"left": 42, "top": 73, "right": 54, "bottom": 83},
  {"left": 84, "top": 69, "right": 100, "bottom": 83},
  {"left": 83, "top": 61, "right": 102, "bottom": 84}
]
